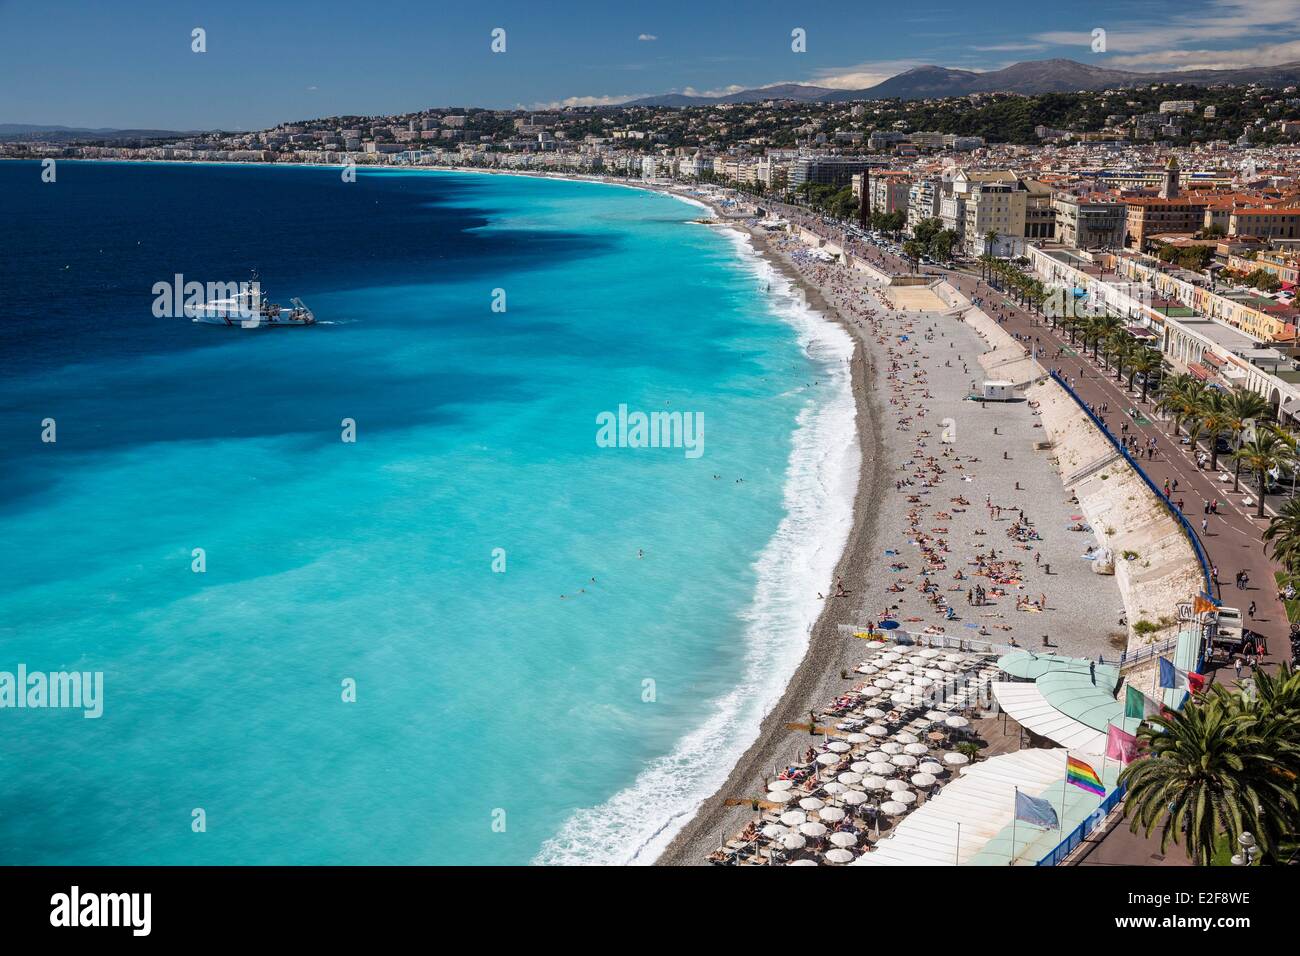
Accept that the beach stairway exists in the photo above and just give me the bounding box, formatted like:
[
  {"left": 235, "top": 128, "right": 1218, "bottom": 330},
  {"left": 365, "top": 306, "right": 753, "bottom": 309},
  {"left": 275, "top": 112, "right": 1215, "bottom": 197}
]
[{"left": 1064, "top": 449, "right": 1122, "bottom": 488}]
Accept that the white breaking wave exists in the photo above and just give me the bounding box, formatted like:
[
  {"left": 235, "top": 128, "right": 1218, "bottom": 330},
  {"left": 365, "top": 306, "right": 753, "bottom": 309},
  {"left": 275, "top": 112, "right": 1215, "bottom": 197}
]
[{"left": 534, "top": 223, "right": 861, "bottom": 866}]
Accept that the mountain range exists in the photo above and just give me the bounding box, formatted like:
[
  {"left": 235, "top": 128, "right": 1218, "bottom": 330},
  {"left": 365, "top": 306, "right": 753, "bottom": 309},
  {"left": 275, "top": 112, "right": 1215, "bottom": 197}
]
[
  {"left": 0, "top": 123, "right": 199, "bottom": 142},
  {"left": 622, "top": 58, "right": 1300, "bottom": 107}
]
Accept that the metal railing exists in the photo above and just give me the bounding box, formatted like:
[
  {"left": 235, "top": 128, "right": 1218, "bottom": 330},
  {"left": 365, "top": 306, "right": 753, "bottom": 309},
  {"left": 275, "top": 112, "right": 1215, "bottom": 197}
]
[
  {"left": 1097, "top": 635, "right": 1180, "bottom": 669},
  {"left": 1034, "top": 782, "right": 1128, "bottom": 866}
]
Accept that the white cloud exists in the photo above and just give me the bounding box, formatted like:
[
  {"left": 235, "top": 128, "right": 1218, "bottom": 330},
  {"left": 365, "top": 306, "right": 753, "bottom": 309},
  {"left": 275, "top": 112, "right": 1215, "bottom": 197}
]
[
  {"left": 1106, "top": 38, "right": 1300, "bottom": 71},
  {"left": 529, "top": 93, "right": 650, "bottom": 109},
  {"left": 638, "top": 33, "right": 657, "bottom": 42},
  {"left": 805, "top": 59, "right": 930, "bottom": 90},
  {"left": 969, "top": 42, "right": 1048, "bottom": 53},
  {"left": 680, "top": 84, "right": 747, "bottom": 97},
  {"left": 1034, "top": 0, "right": 1300, "bottom": 58}
]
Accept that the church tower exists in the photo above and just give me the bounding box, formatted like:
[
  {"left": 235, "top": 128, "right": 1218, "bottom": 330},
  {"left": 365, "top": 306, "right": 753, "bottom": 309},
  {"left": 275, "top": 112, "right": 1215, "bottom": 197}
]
[{"left": 1159, "top": 155, "right": 1180, "bottom": 199}]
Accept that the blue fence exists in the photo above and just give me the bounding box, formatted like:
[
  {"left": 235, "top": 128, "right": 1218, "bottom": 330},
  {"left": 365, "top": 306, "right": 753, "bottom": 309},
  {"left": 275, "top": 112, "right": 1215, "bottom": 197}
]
[
  {"left": 1048, "top": 370, "right": 1216, "bottom": 601},
  {"left": 1034, "top": 782, "right": 1128, "bottom": 866}
]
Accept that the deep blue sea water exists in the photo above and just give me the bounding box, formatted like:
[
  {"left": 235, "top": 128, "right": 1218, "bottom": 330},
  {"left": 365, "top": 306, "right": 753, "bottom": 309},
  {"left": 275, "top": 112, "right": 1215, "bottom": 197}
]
[{"left": 0, "top": 160, "right": 857, "bottom": 864}]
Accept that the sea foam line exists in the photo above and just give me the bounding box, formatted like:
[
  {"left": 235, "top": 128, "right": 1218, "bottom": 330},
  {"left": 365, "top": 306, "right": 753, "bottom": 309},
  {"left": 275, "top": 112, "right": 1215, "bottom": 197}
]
[{"left": 534, "top": 224, "right": 860, "bottom": 866}]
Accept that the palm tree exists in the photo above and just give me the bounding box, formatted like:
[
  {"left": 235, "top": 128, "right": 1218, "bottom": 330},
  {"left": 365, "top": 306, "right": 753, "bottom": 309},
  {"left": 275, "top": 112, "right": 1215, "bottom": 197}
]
[
  {"left": 1120, "top": 696, "right": 1299, "bottom": 865},
  {"left": 1197, "top": 389, "right": 1235, "bottom": 472},
  {"left": 1224, "top": 388, "right": 1273, "bottom": 491},
  {"left": 1232, "top": 427, "right": 1297, "bottom": 518},
  {"left": 1106, "top": 332, "right": 1135, "bottom": 382},
  {"left": 1086, "top": 315, "right": 1123, "bottom": 362},
  {"left": 1128, "top": 348, "right": 1163, "bottom": 403},
  {"left": 1156, "top": 374, "right": 1206, "bottom": 438},
  {"left": 1264, "top": 496, "right": 1300, "bottom": 574}
]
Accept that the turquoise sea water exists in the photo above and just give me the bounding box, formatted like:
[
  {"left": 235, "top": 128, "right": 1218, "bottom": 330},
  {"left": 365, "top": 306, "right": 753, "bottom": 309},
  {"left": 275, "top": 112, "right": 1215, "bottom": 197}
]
[{"left": 0, "top": 162, "right": 856, "bottom": 864}]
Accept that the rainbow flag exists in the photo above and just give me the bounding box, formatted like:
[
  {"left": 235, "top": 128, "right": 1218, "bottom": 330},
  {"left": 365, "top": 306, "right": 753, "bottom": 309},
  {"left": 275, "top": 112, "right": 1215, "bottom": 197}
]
[{"left": 1066, "top": 756, "right": 1105, "bottom": 796}]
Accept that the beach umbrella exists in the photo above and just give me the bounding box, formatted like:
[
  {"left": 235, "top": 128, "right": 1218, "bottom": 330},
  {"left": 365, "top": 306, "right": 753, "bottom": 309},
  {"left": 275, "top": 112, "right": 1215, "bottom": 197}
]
[
  {"left": 891, "top": 754, "right": 918, "bottom": 767},
  {"left": 780, "top": 810, "right": 808, "bottom": 827},
  {"left": 868, "top": 762, "right": 895, "bottom": 777},
  {"left": 819, "top": 807, "right": 847, "bottom": 823},
  {"left": 781, "top": 833, "right": 808, "bottom": 851},
  {"left": 919, "top": 762, "right": 944, "bottom": 775},
  {"left": 787, "top": 859, "right": 818, "bottom": 866},
  {"left": 943, "top": 654, "right": 966, "bottom": 663},
  {"left": 894, "top": 790, "right": 918, "bottom": 805},
  {"left": 841, "top": 791, "right": 869, "bottom": 805},
  {"left": 768, "top": 779, "right": 794, "bottom": 792},
  {"left": 937, "top": 661, "right": 957, "bottom": 672},
  {"left": 887, "top": 670, "right": 910, "bottom": 682},
  {"left": 873, "top": 678, "right": 894, "bottom": 689},
  {"left": 824, "top": 848, "right": 855, "bottom": 865},
  {"left": 816, "top": 752, "right": 840, "bottom": 766},
  {"left": 846, "top": 733, "right": 872, "bottom": 744},
  {"left": 905, "top": 743, "right": 929, "bottom": 756},
  {"left": 895, "top": 731, "right": 920, "bottom": 744},
  {"left": 862, "top": 775, "right": 889, "bottom": 791},
  {"left": 943, "top": 752, "right": 970, "bottom": 767},
  {"left": 896, "top": 662, "right": 916, "bottom": 673},
  {"left": 911, "top": 772, "right": 937, "bottom": 788},
  {"left": 799, "top": 797, "right": 825, "bottom": 811},
  {"left": 879, "top": 652, "right": 901, "bottom": 663},
  {"left": 799, "top": 821, "right": 829, "bottom": 838},
  {"left": 866, "top": 724, "right": 888, "bottom": 737},
  {"left": 879, "top": 801, "right": 908, "bottom": 815},
  {"left": 890, "top": 692, "right": 914, "bottom": 706},
  {"left": 822, "top": 782, "right": 848, "bottom": 796},
  {"left": 884, "top": 779, "right": 909, "bottom": 792},
  {"left": 768, "top": 790, "right": 796, "bottom": 803},
  {"left": 912, "top": 676, "right": 935, "bottom": 688},
  {"left": 880, "top": 742, "right": 904, "bottom": 755},
  {"left": 837, "top": 771, "right": 863, "bottom": 786},
  {"left": 919, "top": 649, "right": 941, "bottom": 659},
  {"left": 827, "top": 741, "right": 851, "bottom": 753},
  {"left": 925, "top": 670, "right": 946, "bottom": 680},
  {"left": 761, "top": 824, "right": 789, "bottom": 839},
  {"left": 829, "top": 831, "right": 858, "bottom": 849},
  {"left": 850, "top": 760, "right": 872, "bottom": 774},
  {"left": 863, "top": 708, "right": 887, "bottom": 719},
  {"left": 858, "top": 686, "right": 883, "bottom": 699},
  {"left": 944, "top": 715, "right": 970, "bottom": 729}
]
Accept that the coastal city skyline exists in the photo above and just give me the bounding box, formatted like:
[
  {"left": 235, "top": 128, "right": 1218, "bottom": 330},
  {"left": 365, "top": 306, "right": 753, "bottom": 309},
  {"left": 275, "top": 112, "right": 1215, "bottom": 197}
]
[
  {"left": 6, "top": 0, "right": 1300, "bottom": 129},
  {"left": 3, "top": 0, "right": 1296, "bottom": 929}
]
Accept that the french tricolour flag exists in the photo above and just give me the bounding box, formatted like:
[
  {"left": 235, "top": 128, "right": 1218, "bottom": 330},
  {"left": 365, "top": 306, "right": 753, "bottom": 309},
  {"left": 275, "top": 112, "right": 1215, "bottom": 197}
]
[{"left": 1158, "top": 656, "right": 1206, "bottom": 693}]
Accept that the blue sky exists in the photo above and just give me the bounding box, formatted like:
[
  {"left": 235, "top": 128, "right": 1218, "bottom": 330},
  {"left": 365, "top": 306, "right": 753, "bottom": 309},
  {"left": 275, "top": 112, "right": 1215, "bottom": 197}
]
[{"left": 3, "top": 0, "right": 1300, "bottom": 129}]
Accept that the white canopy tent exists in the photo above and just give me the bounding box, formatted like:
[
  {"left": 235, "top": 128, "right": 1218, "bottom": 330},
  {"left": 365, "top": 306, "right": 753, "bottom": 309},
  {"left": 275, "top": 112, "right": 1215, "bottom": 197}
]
[
  {"left": 990, "top": 681, "right": 1106, "bottom": 758},
  {"left": 851, "top": 748, "right": 1070, "bottom": 866}
]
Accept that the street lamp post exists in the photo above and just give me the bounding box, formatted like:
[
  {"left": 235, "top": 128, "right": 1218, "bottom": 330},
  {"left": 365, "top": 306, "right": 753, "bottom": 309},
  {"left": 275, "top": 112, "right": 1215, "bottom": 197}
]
[{"left": 1230, "top": 831, "right": 1260, "bottom": 866}]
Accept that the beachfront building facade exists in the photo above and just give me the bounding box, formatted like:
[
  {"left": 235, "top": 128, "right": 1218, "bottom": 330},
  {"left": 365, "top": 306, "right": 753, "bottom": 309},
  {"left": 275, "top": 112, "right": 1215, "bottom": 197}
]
[
  {"left": 953, "top": 171, "right": 1026, "bottom": 256},
  {"left": 1052, "top": 193, "right": 1128, "bottom": 250},
  {"left": 1123, "top": 196, "right": 1210, "bottom": 249},
  {"left": 1028, "top": 244, "right": 1300, "bottom": 421},
  {"left": 907, "top": 177, "right": 943, "bottom": 232},
  {"left": 790, "top": 156, "right": 878, "bottom": 189}
]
